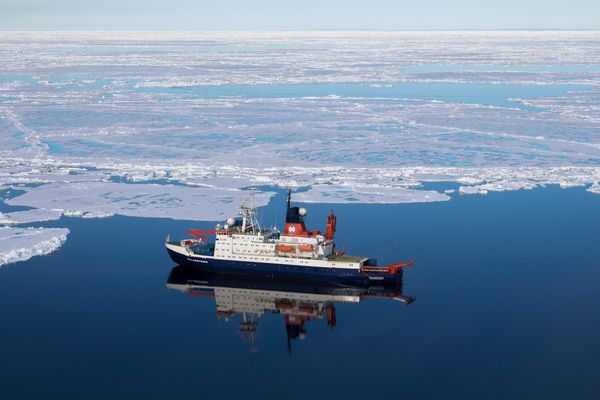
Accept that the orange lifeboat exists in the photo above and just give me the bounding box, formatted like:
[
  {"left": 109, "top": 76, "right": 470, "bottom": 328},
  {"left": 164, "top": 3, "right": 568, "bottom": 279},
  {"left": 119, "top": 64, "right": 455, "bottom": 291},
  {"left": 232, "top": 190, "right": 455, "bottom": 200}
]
[
  {"left": 277, "top": 245, "right": 294, "bottom": 253},
  {"left": 298, "top": 244, "right": 314, "bottom": 252}
]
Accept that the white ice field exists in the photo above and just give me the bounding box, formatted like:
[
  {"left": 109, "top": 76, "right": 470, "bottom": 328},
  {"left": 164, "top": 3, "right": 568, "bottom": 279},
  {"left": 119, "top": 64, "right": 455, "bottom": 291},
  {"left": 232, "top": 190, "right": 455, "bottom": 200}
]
[{"left": 1, "top": 31, "right": 599, "bottom": 264}]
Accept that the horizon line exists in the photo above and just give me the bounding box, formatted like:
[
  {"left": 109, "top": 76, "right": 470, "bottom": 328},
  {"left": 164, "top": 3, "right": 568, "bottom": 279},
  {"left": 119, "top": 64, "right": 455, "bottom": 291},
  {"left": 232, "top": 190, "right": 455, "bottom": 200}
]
[{"left": 2, "top": 28, "right": 600, "bottom": 32}]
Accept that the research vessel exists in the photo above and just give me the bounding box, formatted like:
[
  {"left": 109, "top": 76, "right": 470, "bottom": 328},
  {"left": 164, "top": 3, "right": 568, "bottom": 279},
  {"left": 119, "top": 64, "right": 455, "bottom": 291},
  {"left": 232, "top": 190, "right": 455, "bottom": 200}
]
[{"left": 165, "top": 191, "right": 415, "bottom": 284}]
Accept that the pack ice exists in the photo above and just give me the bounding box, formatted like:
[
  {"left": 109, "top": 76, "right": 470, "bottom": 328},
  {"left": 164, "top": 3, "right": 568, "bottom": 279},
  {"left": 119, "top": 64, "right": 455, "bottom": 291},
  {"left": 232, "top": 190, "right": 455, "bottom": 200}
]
[{"left": 1, "top": 31, "right": 599, "bottom": 226}]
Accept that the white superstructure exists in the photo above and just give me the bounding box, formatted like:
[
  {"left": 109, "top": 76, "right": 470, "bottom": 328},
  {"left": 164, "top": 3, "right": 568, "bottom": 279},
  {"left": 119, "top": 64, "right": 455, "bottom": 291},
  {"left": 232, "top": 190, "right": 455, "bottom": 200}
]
[{"left": 166, "top": 191, "right": 368, "bottom": 270}]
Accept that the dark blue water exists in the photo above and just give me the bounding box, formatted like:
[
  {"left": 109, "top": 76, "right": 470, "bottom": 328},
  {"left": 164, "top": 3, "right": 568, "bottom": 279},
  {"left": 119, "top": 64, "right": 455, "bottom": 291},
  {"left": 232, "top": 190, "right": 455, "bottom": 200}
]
[{"left": 1, "top": 186, "right": 600, "bottom": 399}]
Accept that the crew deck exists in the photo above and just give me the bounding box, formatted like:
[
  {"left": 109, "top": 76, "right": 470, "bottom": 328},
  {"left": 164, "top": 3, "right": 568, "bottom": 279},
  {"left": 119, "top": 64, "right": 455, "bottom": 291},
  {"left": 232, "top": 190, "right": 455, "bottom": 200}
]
[{"left": 326, "top": 254, "right": 365, "bottom": 263}]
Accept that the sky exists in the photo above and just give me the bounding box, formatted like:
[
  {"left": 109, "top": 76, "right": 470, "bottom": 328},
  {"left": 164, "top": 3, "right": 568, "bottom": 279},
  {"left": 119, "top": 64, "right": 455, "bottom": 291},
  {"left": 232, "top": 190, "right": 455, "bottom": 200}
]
[{"left": 1, "top": 0, "right": 599, "bottom": 30}]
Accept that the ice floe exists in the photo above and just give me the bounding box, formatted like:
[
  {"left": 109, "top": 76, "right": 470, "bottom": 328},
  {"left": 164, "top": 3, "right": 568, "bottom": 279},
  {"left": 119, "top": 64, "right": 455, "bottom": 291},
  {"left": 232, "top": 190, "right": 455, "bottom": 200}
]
[
  {"left": 0, "top": 208, "right": 63, "bottom": 225},
  {"left": 5, "top": 181, "right": 274, "bottom": 221},
  {"left": 293, "top": 184, "right": 450, "bottom": 203},
  {"left": 459, "top": 186, "right": 488, "bottom": 195},
  {"left": 587, "top": 183, "right": 600, "bottom": 194},
  {"left": 63, "top": 210, "right": 115, "bottom": 219},
  {"left": 0, "top": 227, "right": 69, "bottom": 267}
]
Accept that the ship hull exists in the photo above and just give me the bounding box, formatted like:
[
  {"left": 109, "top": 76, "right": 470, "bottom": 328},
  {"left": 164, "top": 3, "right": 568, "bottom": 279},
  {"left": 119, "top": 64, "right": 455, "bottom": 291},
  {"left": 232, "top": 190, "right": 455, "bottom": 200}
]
[{"left": 166, "top": 247, "right": 402, "bottom": 284}]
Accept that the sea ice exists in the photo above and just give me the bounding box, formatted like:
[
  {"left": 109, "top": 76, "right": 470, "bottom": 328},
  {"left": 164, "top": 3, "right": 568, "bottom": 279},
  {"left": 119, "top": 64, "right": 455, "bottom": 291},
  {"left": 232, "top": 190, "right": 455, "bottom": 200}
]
[
  {"left": 5, "top": 181, "right": 275, "bottom": 221},
  {"left": 0, "top": 31, "right": 599, "bottom": 224},
  {"left": 587, "top": 183, "right": 600, "bottom": 194},
  {"left": 62, "top": 210, "right": 115, "bottom": 219},
  {"left": 459, "top": 186, "right": 488, "bottom": 195},
  {"left": 0, "top": 208, "right": 63, "bottom": 225},
  {"left": 0, "top": 227, "right": 69, "bottom": 267},
  {"left": 4, "top": 31, "right": 596, "bottom": 86},
  {"left": 293, "top": 184, "right": 450, "bottom": 204}
]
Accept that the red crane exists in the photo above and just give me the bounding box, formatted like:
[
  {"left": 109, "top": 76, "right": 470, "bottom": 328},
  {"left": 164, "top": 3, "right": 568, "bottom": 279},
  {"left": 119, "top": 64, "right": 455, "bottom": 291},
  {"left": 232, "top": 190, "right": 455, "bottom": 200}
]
[{"left": 186, "top": 229, "right": 216, "bottom": 242}]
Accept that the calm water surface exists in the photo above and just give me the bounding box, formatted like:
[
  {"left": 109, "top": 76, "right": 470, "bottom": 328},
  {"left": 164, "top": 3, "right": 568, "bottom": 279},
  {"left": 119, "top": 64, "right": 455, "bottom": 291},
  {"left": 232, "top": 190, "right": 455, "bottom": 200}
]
[{"left": 1, "top": 186, "right": 600, "bottom": 399}]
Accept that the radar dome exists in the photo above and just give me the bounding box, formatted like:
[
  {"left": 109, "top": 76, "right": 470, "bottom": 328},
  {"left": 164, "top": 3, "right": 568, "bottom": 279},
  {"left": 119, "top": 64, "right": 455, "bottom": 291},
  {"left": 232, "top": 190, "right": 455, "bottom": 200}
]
[
  {"left": 298, "top": 207, "right": 307, "bottom": 216},
  {"left": 226, "top": 217, "right": 236, "bottom": 226}
]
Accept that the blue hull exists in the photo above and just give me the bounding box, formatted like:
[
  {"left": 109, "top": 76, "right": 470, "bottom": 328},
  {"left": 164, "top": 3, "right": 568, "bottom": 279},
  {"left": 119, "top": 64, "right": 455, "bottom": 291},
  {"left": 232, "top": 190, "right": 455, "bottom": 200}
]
[{"left": 167, "top": 248, "right": 402, "bottom": 285}]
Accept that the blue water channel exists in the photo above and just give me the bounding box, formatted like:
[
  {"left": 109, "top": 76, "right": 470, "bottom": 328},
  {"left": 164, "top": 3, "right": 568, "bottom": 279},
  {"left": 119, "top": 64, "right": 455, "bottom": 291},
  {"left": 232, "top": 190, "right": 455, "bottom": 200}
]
[
  {"left": 136, "top": 82, "right": 587, "bottom": 110},
  {"left": 1, "top": 70, "right": 588, "bottom": 110}
]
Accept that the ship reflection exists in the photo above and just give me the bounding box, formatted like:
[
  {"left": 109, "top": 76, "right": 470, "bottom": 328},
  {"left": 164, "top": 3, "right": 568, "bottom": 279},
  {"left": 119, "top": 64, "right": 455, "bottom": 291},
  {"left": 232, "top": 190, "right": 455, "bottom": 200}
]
[{"left": 166, "top": 265, "right": 415, "bottom": 353}]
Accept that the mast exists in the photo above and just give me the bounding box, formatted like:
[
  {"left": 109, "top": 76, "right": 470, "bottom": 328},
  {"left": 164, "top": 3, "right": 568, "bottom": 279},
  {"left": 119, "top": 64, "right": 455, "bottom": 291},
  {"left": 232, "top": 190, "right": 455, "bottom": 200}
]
[{"left": 239, "top": 191, "right": 261, "bottom": 234}]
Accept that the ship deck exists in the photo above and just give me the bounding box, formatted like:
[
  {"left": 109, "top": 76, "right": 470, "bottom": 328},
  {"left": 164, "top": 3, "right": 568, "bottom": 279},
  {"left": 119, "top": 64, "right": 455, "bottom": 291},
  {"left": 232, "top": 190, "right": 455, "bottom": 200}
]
[{"left": 326, "top": 254, "right": 365, "bottom": 263}]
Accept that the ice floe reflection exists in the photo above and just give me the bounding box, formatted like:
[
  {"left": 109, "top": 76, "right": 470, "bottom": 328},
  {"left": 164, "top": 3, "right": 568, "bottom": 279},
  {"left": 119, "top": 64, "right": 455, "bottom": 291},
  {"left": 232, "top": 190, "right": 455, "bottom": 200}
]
[{"left": 166, "top": 265, "right": 414, "bottom": 353}]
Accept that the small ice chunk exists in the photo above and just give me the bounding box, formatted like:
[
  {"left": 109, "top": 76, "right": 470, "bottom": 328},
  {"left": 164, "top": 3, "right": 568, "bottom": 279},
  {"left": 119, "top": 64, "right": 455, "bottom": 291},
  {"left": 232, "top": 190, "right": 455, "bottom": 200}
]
[
  {"left": 587, "top": 183, "right": 600, "bottom": 194},
  {"left": 63, "top": 210, "right": 85, "bottom": 218},
  {"left": 81, "top": 211, "right": 115, "bottom": 219},
  {"left": 559, "top": 181, "right": 586, "bottom": 188},
  {"left": 459, "top": 186, "right": 488, "bottom": 195},
  {"left": 63, "top": 210, "right": 114, "bottom": 219},
  {"left": 457, "top": 177, "right": 485, "bottom": 185}
]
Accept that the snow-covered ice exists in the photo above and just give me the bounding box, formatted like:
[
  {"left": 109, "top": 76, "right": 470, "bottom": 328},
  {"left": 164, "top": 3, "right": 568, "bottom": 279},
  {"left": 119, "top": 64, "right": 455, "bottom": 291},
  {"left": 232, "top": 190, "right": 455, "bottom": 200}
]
[
  {"left": 587, "top": 183, "right": 600, "bottom": 194},
  {"left": 0, "top": 31, "right": 599, "bottom": 223},
  {"left": 5, "top": 181, "right": 275, "bottom": 221},
  {"left": 3, "top": 31, "right": 597, "bottom": 86},
  {"left": 0, "top": 227, "right": 69, "bottom": 267},
  {"left": 0, "top": 208, "right": 63, "bottom": 225},
  {"left": 293, "top": 184, "right": 450, "bottom": 203},
  {"left": 63, "top": 211, "right": 115, "bottom": 219}
]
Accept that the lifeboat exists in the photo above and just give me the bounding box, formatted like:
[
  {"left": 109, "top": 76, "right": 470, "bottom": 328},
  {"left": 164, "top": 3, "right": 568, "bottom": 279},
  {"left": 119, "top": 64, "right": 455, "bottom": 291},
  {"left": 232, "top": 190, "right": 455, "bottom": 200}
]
[
  {"left": 277, "top": 245, "right": 294, "bottom": 253},
  {"left": 298, "top": 244, "right": 314, "bottom": 252}
]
